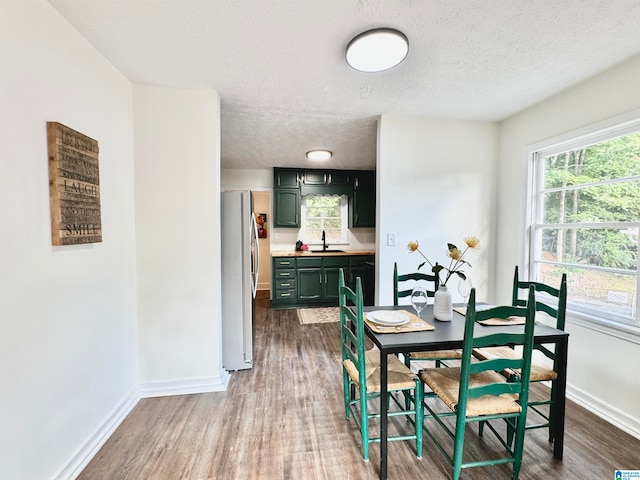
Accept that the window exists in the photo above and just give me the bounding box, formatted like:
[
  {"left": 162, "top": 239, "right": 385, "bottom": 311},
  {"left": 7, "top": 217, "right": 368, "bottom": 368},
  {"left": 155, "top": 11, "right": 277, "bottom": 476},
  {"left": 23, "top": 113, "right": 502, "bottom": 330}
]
[
  {"left": 302, "top": 194, "right": 348, "bottom": 244},
  {"left": 529, "top": 123, "right": 640, "bottom": 328}
]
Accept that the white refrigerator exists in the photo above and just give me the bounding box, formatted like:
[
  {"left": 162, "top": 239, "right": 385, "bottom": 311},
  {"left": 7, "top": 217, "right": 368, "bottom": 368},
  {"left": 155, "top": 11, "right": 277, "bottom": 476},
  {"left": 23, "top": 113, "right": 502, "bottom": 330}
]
[{"left": 221, "top": 190, "right": 259, "bottom": 371}]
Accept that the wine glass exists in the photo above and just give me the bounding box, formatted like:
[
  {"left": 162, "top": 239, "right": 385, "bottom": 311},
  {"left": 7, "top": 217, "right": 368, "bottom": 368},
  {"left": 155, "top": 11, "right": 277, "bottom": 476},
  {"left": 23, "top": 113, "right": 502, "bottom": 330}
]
[
  {"left": 458, "top": 277, "right": 473, "bottom": 307},
  {"left": 410, "top": 286, "right": 428, "bottom": 319}
]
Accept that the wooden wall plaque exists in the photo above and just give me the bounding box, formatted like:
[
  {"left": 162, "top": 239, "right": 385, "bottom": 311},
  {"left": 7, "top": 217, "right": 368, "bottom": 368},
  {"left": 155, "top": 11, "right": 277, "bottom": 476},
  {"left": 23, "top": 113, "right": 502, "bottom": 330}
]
[{"left": 47, "top": 122, "right": 102, "bottom": 245}]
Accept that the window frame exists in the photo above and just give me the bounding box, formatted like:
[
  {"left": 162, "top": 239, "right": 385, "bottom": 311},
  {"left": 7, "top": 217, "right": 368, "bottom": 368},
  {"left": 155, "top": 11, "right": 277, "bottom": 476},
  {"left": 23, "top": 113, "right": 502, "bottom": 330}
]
[
  {"left": 301, "top": 194, "right": 349, "bottom": 245},
  {"left": 526, "top": 111, "right": 640, "bottom": 340}
]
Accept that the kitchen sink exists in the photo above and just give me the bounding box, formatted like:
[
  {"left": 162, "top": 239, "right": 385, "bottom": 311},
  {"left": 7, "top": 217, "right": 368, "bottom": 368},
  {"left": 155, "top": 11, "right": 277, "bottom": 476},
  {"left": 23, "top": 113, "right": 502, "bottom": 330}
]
[{"left": 310, "top": 249, "right": 344, "bottom": 253}]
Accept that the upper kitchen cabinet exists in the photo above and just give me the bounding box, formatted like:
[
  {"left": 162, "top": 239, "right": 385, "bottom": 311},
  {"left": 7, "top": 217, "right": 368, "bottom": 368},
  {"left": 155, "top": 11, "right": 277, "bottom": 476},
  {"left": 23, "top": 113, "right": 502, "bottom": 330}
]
[
  {"left": 273, "top": 168, "right": 301, "bottom": 227},
  {"left": 274, "top": 168, "right": 301, "bottom": 188},
  {"left": 274, "top": 189, "right": 300, "bottom": 227},
  {"left": 273, "top": 167, "right": 375, "bottom": 229},
  {"left": 300, "top": 169, "right": 353, "bottom": 196},
  {"left": 350, "top": 170, "right": 376, "bottom": 228}
]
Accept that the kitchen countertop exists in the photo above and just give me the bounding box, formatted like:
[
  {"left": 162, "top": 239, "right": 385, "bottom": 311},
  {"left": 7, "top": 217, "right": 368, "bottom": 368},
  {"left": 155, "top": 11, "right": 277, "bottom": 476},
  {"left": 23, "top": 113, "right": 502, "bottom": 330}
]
[{"left": 271, "top": 250, "right": 375, "bottom": 257}]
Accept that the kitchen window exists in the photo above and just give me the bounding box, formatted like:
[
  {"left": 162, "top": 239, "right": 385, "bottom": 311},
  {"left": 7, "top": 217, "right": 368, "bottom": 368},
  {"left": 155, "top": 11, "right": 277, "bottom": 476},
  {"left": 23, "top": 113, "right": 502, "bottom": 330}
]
[
  {"left": 301, "top": 194, "right": 348, "bottom": 245},
  {"left": 528, "top": 119, "right": 640, "bottom": 331}
]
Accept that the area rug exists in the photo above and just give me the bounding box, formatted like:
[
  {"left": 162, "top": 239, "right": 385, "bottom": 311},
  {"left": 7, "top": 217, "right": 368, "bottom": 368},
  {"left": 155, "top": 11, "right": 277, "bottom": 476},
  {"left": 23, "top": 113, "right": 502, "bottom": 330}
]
[{"left": 297, "top": 307, "right": 340, "bottom": 324}]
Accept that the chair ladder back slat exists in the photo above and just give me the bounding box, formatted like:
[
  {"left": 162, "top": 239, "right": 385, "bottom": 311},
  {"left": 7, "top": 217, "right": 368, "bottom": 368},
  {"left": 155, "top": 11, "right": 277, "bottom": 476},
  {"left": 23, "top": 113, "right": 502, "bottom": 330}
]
[
  {"left": 393, "top": 262, "right": 439, "bottom": 306},
  {"left": 468, "top": 380, "right": 523, "bottom": 399},
  {"left": 512, "top": 266, "right": 568, "bottom": 331}
]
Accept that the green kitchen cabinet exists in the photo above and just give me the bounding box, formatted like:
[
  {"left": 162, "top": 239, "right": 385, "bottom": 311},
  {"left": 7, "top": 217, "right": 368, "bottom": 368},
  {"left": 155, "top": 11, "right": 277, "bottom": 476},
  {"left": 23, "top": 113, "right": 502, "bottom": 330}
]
[
  {"left": 350, "top": 170, "right": 376, "bottom": 228},
  {"left": 271, "top": 254, "right": 359, "bottom": 308},
  {"left": 296, "top": 256, "right": 323, "bottom": 300},
  {"left": 348, "top": 255, "right": 374, "bottom": 292},
  {"left": 273, "top": 189, "right": 300, "bottom": 228},
  {"left": 274, "top": 168, "right": 301, "bottom": 188},
  {"left": 321, "top": 256, "right": 349, "bottom": 301},
  {"left": 272, "top": 257, "right": 297, "bottom": 305},
  {"left": 297, "top": 267, "right": 323, "bottom": 300}
]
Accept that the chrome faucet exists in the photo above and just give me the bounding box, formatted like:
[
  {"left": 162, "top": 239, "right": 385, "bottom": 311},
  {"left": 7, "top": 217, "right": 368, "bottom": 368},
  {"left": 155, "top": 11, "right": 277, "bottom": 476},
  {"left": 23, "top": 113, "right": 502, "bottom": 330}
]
[{"left": 321, "top": 230, "right": 328, "bottom": 251}]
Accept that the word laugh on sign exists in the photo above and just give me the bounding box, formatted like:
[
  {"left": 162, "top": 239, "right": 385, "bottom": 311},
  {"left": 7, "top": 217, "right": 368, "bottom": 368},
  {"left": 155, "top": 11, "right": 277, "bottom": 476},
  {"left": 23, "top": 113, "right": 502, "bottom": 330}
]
[{"left": 47, "top": 122, "right": 102, "bottom": 245}]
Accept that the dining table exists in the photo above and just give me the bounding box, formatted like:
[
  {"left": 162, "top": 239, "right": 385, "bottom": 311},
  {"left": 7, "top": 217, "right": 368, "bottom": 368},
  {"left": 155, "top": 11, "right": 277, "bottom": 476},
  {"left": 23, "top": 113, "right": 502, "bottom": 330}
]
[{"left": 363, "top": 303, "right": 570, "bottom": 480}]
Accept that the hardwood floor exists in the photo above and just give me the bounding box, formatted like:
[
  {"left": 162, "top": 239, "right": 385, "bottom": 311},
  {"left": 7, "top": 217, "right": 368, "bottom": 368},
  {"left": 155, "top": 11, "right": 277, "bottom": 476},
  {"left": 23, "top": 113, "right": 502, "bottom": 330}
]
[{"left": 79, "top": 299, "right": 640, "bottom": 479}]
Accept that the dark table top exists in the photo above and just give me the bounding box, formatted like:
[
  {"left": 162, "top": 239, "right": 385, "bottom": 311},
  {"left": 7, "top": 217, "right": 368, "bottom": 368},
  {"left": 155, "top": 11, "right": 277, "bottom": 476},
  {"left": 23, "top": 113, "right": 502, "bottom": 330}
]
[{"left": 364, "top": 304, "right": 569, "bottom": 354}]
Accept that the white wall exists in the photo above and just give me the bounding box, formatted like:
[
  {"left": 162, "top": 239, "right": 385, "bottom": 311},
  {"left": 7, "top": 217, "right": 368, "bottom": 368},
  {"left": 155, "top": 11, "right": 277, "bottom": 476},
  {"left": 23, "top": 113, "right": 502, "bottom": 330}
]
[
  {"left": 0, "top": 2, "right": 138, "bottom": 479},
  {"left": 497, "top": 54, "right": 640, "bottom": 437},
  {"left": 377, "top": 115, "right": 499, "bottom": 306},
  {"left": 134, "top": 85, "right": 225, "bottom": 396}
]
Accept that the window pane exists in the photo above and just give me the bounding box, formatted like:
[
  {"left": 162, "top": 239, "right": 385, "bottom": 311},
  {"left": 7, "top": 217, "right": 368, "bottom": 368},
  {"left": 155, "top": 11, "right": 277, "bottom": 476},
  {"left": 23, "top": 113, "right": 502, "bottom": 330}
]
[
  {"left": 543, "top": 179, "right": 640, "bottom": 223},
  {"left": 323, "top": 218, "right": 341, "bottom": 229},
  {"left": 324, "top": 229, "right": 342, "bottom": 243},
  {"left": 539, "top": 227, "right": 638, "bottom": 270},
  {"left": 307, "top": 228, "right": 322, "bottom": 241},
  {"left": 534, "top": 263, "right": 637, "bottom": 322},
  {"left": 543, "top": 133, "right": 640, "bottom": 189}
]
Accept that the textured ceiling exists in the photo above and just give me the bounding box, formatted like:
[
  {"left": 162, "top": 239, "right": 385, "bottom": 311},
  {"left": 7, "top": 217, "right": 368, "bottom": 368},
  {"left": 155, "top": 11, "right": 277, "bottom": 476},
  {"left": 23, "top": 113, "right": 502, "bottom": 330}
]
[{"left": 47, "top": 0, "right": 640, "bottom": 171}]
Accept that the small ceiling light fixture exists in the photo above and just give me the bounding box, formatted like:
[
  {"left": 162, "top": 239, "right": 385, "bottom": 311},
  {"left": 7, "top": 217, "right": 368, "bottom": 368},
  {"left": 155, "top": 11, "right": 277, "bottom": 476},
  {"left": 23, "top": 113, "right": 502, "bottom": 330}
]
[
  {"left": 306, "top": 149, "right": 333, "bottom": 161},
  {"left": 345, "top": 28, "right": 409, "bottom": 73}
]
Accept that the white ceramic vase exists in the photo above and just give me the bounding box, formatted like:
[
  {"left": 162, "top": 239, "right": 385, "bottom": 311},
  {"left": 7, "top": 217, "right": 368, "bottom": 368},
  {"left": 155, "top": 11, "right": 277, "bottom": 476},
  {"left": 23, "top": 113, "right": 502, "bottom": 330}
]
[{"left": 433, "top": 285, "right": 453, "bottom": 321}]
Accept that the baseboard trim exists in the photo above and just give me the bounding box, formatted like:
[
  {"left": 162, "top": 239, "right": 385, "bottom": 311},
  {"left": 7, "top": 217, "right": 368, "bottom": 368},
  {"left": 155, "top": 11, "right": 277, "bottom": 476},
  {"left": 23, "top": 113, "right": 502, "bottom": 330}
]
[
  {"left": 139, "top": 372, "right": 231, "bottom": 398},
  {"left": 567, "top": 384, "right": 640, "bottom": 440},
  {"left": 54, "top": 385, "right": 140, "bottom": 480}
]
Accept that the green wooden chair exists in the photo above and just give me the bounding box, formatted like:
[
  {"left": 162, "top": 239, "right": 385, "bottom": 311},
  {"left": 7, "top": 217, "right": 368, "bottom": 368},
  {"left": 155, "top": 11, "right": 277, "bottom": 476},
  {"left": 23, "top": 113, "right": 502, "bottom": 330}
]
[
  {"left": 394, "top": 262, "right": 462, "bottom": 368},
  {"left": 473, "top": 266, "right": 567, "bottom": 443},
  {"left": 420, "top": 286, "right": 536, "bottom": 480},
  {"left": 339, "top": 268, "right": 423, "bottom": 462}
]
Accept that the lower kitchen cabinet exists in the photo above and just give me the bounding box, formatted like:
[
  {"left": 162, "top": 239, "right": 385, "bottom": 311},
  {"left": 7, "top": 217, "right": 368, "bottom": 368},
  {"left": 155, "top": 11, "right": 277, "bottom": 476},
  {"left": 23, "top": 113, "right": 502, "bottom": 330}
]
[{"left": 271, "top": 254, "right": 373, "bottom": 309}]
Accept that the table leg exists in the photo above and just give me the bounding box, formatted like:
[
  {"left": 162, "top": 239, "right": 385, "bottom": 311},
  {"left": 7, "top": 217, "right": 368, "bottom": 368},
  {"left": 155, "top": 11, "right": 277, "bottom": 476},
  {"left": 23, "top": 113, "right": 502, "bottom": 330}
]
[
  {"left": 380, "top": 352, "right": 388, "bottom": 480},
  {"left": 553, "top": 336, "right": 568, "bottom": 459}
]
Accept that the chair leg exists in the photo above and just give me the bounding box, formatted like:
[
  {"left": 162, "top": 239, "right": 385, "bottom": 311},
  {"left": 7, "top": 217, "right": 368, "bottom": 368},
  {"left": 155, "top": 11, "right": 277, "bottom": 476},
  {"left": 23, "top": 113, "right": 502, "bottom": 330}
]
[
  {"left": 360, "top": 393, "right": 369, "bottom": 461},
  {"left": 548, "top": 379, "right": 557, "bottom": 443},
  {"left": 415, "top": 380, "right": 424, "bottom": 459},
  {"left": 512, "top": 414, "right": 527, "bottom": 480},
  {"left": 342, "top": 370, "right": 351, "bottom": 420},
  {"left": 506, "top": 417, "right": 515, "bottom": 448},
  {"left": 452, "top": 410, "right": 466, "bottom": 480}
]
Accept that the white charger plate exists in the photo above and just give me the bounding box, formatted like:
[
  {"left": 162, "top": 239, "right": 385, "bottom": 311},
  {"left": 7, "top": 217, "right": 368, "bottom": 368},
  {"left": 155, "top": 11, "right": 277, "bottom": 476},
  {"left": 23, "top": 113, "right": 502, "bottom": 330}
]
[{"left": 366, "top": 310, "right": 410, "bottom": 326}]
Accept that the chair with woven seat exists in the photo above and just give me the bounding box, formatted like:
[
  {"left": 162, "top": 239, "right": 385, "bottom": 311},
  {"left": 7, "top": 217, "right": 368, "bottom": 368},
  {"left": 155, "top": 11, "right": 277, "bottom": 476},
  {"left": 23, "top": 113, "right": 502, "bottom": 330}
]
[
  {"left": 473, "top": 266, "right": 567, "bottom": 443},
  {"left": 394, "top": 262, "right": 462, "bottom": 368},
  {"left": 339, "top": 268, "right": 423, "bottom": 462},
  {"left": 419, "top": 286, "right": 537, "bottom": 480}
]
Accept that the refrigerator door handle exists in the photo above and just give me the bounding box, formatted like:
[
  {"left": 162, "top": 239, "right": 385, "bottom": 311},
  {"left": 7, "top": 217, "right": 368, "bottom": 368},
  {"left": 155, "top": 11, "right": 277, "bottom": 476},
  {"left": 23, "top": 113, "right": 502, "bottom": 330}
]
[{"left": 250, "top": 211, "right": 260, "bottom": 298}]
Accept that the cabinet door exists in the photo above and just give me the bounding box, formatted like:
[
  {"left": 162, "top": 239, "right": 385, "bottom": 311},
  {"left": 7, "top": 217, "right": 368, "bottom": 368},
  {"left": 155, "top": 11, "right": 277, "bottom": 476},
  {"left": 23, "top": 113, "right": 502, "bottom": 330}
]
[
  {"left": 274, "top": 189, "right": 300, "bottom": 227},
  {"left": 351, "top": 171, "right": 376, "bottom": 228},
  {"left": 302, "top": 171, "right": 328, "bottom": 185},
  {"left": 274, "top": 168, "right": 300, "bottom": 188},
  {"left": 328, "top": 170, "right": 351, "bottom": 186},
  {"left": 349, "top": 266, "right": 365, "bottom": 291},
  {"left": 323, "top": 267, "right": 342, "bottom": 301},
  {"left": 297, "top": 268, "right": 323, "bottom": 300}
]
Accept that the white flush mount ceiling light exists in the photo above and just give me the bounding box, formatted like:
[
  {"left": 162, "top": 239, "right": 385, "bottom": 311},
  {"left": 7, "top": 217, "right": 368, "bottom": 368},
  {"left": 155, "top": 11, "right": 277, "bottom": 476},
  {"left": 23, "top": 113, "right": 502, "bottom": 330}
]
[
  {"left": 345, "top": 28, "right": 409, "bottom": 73},
  {"left": 306, "top": 150, "right": 333, "bottom": 161}
]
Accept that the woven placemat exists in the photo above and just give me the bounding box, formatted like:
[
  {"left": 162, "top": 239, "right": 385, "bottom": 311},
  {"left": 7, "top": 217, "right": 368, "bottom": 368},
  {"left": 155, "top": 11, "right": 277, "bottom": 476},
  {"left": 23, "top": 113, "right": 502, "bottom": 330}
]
[
  {"left": 365, "top": 309, "right": 434, "bottom": 334},
  {"left": 453, "top": 306, "right": 525, "bottom": 326}
]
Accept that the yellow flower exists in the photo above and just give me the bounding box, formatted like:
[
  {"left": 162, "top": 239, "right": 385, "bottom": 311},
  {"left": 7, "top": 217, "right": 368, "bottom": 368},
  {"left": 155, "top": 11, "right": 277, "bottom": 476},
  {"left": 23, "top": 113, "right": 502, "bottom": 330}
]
[
  {"left": 464, "top": 236, "right": 480, "bottom": 249},
  {"left": 408, "top": 236, "right": 482, "bottom": 286},
  {"left": 448, "top": 247, "right": 462, "bottom": 260},
  {"left": 407, "top": 241, "right": 419, "bottom": 252}
]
